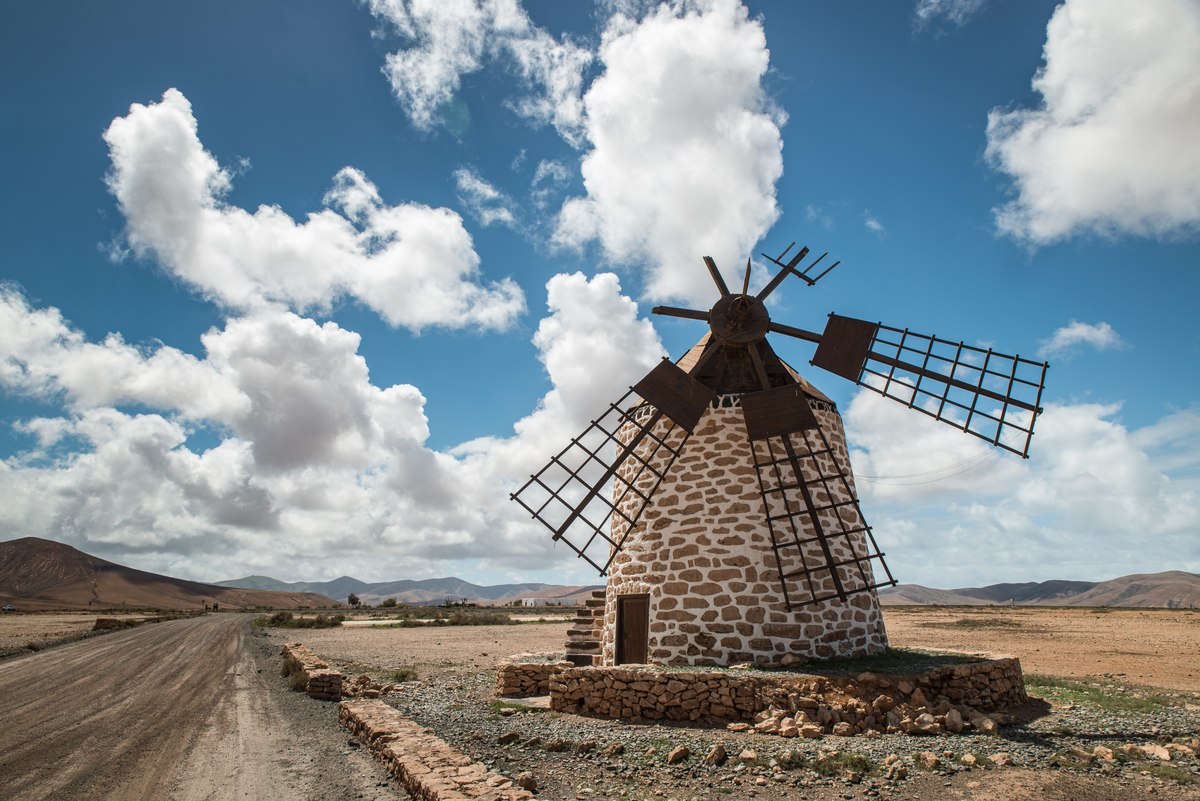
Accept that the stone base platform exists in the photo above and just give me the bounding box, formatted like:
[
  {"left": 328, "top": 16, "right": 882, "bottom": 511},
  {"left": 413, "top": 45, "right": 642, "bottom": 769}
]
[{"left": 534, "top": 656, "right": 1027, "bottom": 737}]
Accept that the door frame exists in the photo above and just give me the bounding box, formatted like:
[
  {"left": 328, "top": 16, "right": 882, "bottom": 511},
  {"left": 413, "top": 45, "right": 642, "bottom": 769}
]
[{"left": 615, "top": 593, "right": 650, "bottom": 665}]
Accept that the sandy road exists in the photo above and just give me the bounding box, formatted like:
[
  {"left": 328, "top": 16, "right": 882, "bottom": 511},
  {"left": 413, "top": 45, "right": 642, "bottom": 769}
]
[{"left": 0, "top": 614, "right": 403, "bottom": 801}]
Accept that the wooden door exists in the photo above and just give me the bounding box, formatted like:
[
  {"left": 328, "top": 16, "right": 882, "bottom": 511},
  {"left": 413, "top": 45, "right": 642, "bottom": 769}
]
[{"left": 616, "top": 594, "right": 649, "bottom": 664}]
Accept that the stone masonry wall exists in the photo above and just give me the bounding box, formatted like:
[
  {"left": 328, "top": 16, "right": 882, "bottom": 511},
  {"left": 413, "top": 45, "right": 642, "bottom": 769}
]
[
  {"left": 340, "top": 699, "right": 533, "bottom": 801},
  {"left": 281, "top": 642, "right": 344, "bottom": 700},
  {"left": 494, "top": 660, "right": 574, "bottom": 698},
  {"left": 603, "top": 398, "right": 888, "bottom": 667},
  {"left": 550, "top": 658, "right": 1027, "bottom": 736}
]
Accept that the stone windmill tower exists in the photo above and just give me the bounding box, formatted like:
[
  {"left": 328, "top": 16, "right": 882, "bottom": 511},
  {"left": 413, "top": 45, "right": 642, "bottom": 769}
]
[{"left": 513, "top": 243, "right": 1047, "bottom": 668}]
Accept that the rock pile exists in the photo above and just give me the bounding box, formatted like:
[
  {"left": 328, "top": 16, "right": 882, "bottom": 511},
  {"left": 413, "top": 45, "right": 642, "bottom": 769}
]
[
  {"left": 281, "top": 642, "right": 345, "bottom": 701},
  {"left": 340, "top": 698, "right": 533, "bottom": 801},
  {"left": 341, "top": 673, "right": 399, "bottom": 699},
  {"left": 494, "top": 658, "right": 575, "bottom": 698},
  {"left": 550, "top": 658, "right": 1027, "bottom": 737}
]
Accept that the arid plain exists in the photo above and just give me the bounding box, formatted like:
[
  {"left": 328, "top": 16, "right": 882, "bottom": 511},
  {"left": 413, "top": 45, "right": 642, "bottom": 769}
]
[{"left": 2, "top": 605, "right": 1198, "bottom": 801}]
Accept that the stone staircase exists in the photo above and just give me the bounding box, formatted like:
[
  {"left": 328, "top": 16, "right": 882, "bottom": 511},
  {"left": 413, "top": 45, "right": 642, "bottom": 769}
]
[{"left": 564, "top": 589, "right": 606, "bottom": 666}]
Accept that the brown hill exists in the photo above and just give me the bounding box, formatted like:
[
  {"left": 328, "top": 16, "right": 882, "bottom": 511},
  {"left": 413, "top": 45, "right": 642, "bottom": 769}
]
[
  {"left": 0, "top": 537, "right": 337, "bottom": 611},
  {"left": 879, "top": 571, "right": 1199, "bottom": 609},
  {"left": 878, "top": 585, "right": 988, "bottom": 606},
  {"left": 1061, "top": 571, "right": 1200, "bottom": 609}
]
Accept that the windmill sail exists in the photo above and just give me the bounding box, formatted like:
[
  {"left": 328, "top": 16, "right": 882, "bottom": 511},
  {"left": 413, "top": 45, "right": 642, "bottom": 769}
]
[
  {"left": 812, "top": 314, "right": 1048, "bottom": 458},
  {"left": 510, "top": 361, "right": 713, "bottom": 575},
  {"left": 742, "top": 388, "right": 895, "bottom": 609}
]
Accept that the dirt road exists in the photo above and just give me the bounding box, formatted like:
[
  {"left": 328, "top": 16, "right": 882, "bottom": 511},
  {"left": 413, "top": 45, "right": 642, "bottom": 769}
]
[{"left": 0, "top": 614, "right": 404, "bottom": 801}]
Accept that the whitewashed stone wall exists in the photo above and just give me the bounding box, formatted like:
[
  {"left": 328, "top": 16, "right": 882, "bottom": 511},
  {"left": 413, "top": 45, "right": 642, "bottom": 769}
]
[{"left": 602, "top": 394, "right": 888, "bottom": 667}]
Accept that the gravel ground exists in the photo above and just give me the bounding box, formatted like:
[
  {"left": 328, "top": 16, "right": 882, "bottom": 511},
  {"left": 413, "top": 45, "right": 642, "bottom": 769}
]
[{"left": 267, "top": 613, "right": 1200, "bottom": 801}]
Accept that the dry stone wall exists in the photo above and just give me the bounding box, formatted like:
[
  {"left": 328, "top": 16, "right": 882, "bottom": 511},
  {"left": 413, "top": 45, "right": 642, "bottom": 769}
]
[
  {"left": 281, "top": 642, "right": 344, "bottom": 700},
  {"left": 604, "top": 399, "right": 888, "bottom": 667},
  {"left": 549, "top": 658, "right": 1027, "bottom": 737},
  {"left": 494, "top": 659, "right": 574, "bottom": 698},
  {"left": 340, "top": 699, "right": 533, "bottom": 801}
]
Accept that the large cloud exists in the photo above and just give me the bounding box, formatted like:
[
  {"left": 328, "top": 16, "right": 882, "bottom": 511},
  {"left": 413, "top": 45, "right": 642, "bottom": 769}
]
[
  {"left": 103, "top": 89, "right": 524, "bottom": 331},
  {"left": 986, "top": 0, "right": 1200, "bottom": 244},
  {"left": 0, "top": 272, "right": 663, "bottom": 583},
  {"left": 553, "top": 0, "right": 784, "bottom": 304},
  {"left": 846, "top": 391, "right": 1200, "bottom": 586},
  {"left": 367, "top": 0, "right": 592, "bottom": 144}
]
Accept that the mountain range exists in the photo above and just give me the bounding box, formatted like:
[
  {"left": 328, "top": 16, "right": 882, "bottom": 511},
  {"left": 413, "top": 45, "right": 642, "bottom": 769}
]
[
  {"left": 214, "top": 574, "right": 602, "bottom": 607},
  {"left": 0, "top": 537, "right": 337, "bottom": 610},
  {"left": 2, "top": 535, "right": 1195, "bottom": 610},
  {"left": 878, "top": 571, "right": 1200, "bottom": 609}
]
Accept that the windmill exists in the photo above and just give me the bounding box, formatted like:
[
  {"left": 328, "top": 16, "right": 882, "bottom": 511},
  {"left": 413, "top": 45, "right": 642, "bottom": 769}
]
[{"left": 512, "top": 243, "right": 1047, "bottom": 667}]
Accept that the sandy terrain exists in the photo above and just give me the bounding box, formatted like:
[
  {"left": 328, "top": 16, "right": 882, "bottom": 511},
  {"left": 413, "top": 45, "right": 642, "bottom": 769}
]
[
  {"left": 275, "top": 607, "right": 1200, "bottom": 693},
  {"left": 0, "top": 614, "right": 404, "bottom": 801},
  {"left": 0, "top": 612, "right": 150, "bottom": 651},
  {"left": 883, "top": 606, "right": 1200, "bottom": 692}
]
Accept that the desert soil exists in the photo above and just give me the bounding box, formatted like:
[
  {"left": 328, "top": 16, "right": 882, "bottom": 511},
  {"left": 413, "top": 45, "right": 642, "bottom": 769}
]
[
  {"left": 0, "top": 612, "right": 149, "bottom": 653},
  {"left": 0, "top": 614, "right": 406, "bottom": 801},
  {"left": 277, "top": 606, "right": 1200, "bottom": 801},
  {"left": 2, "top": 607, "right": 1197, "bottom": 801},
  {"left": 275, "top": 606, "right": 1200, "bottom": 692}
]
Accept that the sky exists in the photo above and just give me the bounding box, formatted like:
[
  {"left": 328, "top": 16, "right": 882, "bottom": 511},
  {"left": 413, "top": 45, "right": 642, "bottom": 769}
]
[{"left": 1, "top": 0, "right": 1197, "bottom": 590}]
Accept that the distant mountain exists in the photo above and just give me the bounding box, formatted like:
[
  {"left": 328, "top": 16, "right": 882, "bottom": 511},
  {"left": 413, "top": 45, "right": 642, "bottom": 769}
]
[
  {"left": 1062, "top": 571, "right": 1200, "bottom": 609},
  {"left": 879, "top": 571, "right": 1199, "bottom": 609},
  {"left": 217, "top": 574, "right": 602, "bottom": 606},
  {"left": 954, "top": 580, "right": 1098, "bottom": 604},
  {"left": 0, "top": 537, "right": 338, "bottom": 611}
]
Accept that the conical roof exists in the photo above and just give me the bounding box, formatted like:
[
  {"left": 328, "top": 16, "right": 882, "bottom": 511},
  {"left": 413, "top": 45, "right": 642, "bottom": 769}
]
[{"left": 675, "top": 333, "right": 835, "bottom": 406}]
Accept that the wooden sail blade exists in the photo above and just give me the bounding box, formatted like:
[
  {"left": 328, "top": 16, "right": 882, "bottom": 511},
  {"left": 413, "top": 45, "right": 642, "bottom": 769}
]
[
  {"left": 703, "top": 256, "right": 731, "bottom": 297},
  {"left": 741, "top": 385, "right": 818, "bottom": 440},
  {"left": 812, "top": 314, "right": 1049, "bottom": 458},
  {"left": 749, "top": 426, "right": 896, "bottom": 610},
  {"left": 633, "top": 359, "right": 716, "bottom": 434},
  {"left": 510, "top": 386, "right": 694, "bottom": 576},
  {"left": 651, "top": 305, "right": 710, "bottom": 323}
]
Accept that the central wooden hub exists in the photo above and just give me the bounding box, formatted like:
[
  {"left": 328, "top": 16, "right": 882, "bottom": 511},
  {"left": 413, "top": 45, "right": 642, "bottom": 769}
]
[{"left": 708, "top": 294, "right": 770, "bottom": 345}]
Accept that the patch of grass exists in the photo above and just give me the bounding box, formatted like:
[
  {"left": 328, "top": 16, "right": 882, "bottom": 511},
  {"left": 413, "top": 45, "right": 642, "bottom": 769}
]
[
  {"left": 489, "top": 700, "right": 546, "bottom": 716},
  {"left": 1048, "top": 724, "right": 1077, "bottom": 736},
  {"left": 1025, "top": 674, "right": 1177, "bottom": 712},
  {"left": 255, "top": 611, "right": 344, "bottom": 629},
  {"left": 798, "top": 647, "right": 975, "bottom": 676},
  {"left": 287, "top": 670, "right": 309, "bottom": 692},
  {"left": 930, "top": 617, "right": 1024, "bottom": 630},
  {"left": 373, "top": 611, "right": 516, "bottom": 627},
  {"left": 387, "top": 667, "right": 418, "bottom": 683},
  {"left": 1146, "top": 764, "right": 1197, "bottom": 785},
  {"left": 812, "top": 752, "right": 875, "bottom": 777}
]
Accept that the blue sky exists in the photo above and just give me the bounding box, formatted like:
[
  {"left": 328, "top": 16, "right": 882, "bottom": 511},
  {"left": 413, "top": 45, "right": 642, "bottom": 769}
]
[{"left": 1, "top": 0, "right": 1197, "bottom": 588}]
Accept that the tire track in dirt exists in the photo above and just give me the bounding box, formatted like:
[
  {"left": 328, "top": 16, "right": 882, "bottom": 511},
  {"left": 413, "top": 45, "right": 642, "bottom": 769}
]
[{"left": 0, "top": 614, "right": 402, "bottom": 801}]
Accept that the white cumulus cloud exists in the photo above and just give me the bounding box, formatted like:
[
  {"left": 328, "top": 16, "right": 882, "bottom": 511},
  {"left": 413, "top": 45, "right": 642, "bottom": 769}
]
[
  {"left": 104, "top": 89, "right": 524, "bottom": 332},
  {"left": 1038, "top": 320, "right": 1128, "bottom": 359},
  {"left": 986, "top": 0, "right": 1200, "bottom": 245},
  {"left": 454, "top": 166, "right": 518, "bottom": 228},
  {"left": 0, "top": 272, "right": 663, "bottom": 584},
  {"left": 367, "top": 0, "right": 592, "bottom": 144},
  {"left": 913, "top": 0, "right": 989, "bottom": 30},
  {"left": 845, "top": 391, "right": 1199, "bottom": 586},
  {"left": 553, "top": 0, "right": 785, "bottom": 305}
]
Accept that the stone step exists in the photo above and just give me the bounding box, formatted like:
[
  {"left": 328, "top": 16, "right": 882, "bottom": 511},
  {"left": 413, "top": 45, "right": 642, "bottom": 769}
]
[
  {"left": 590, "top": 589, "right": 607, "bottom": 600},
  {"left": 565, "top": 653, "right": 595, "bottom": 667},
  {"left": 564, "top": 640, "right": 601, "bottom": 652},
  {"left": 584, "top": 598, "right": 605, "bottom": 609},
  {"left": 566, "top": 628, "right": 597, "bottom": 639}
]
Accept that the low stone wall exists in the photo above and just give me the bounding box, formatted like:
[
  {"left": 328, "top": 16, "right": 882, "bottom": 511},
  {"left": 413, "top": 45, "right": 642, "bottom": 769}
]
[
  {"left": 340, "top": 699, "right": 533, "bottom": 801},
  {"left": 549, "top": 658, "right": 1027, "bottom": 737},
  {"left": 495, "top": 660, "right": 574, "bottom": 698},
  {"left": 281, "top": 642, "right": 344, "bottom": 701}
]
